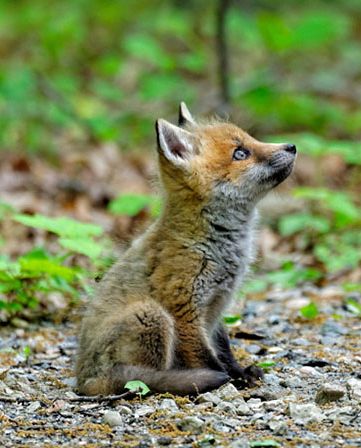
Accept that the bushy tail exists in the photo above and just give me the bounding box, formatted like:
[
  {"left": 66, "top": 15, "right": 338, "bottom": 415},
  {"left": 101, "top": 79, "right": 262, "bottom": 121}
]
[{"left": 80, "top": 365, "right": 230, "bottom": 396}]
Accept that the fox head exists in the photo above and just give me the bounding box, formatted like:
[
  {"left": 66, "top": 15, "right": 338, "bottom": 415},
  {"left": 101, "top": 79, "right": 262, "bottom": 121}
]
[{"left": 156, "top": 103, "right": 296, "bottom": 205}]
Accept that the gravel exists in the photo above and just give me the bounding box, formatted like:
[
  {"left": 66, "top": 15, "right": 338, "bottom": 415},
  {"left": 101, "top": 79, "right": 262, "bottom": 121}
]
[{"left": 0, "top": 285, "right": 360, "bottom": 447}]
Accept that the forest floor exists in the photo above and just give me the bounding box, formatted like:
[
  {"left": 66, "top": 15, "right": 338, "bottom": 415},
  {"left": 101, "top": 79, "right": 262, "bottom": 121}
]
[
  {"left": 0, "top": 147, "right": 360, "bottom": 447},
  {"left": 1, "top": 284, "right": 360, "bottom": 448}
]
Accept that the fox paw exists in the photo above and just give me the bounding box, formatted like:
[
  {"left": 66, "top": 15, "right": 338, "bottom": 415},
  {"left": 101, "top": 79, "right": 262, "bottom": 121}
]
[{"left": 230, "top": 365, "right": 264, "bottom": 389}]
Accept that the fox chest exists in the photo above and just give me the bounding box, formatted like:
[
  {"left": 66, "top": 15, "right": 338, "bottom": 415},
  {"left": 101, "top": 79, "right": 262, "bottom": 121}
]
[{"left": 192, "top": 232, "right": 252, "bottom": 307}]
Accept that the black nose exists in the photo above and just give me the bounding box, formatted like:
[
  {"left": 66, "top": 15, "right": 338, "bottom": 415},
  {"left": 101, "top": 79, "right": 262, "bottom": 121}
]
[{"left": 284, "top": 143, "right": 297, "bottom": 154}]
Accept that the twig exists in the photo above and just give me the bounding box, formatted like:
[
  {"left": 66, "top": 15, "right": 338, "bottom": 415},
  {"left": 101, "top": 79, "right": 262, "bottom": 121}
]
[
  {"left": 216, "top": 0, "right": 231, "bottom": 115},
  {"left": 67, "top": 391, "right": 135, "bottom": 402},
  {"left": 0, "top": 390, "right": 134, "bottom": 404}
]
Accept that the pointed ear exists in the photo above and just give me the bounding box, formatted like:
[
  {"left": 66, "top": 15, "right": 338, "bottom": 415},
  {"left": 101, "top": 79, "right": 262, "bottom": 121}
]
[
  {"left": 178, "top": 102, "right": 196, "bottom": 127},
  {"left": 156, "top": 119, "right": 195, "bottom": 167}
]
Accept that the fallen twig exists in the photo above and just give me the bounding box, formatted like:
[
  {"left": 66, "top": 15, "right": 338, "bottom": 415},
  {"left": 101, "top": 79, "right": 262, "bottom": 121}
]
[{"left": 0, "top": 390, "right": 134, "bottom": 404}]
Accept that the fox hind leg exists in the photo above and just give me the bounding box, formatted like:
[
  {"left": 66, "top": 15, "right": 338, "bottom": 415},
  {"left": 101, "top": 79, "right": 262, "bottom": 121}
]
[{"left": 78, "top": 299, "right": 175, "bottom": 395}]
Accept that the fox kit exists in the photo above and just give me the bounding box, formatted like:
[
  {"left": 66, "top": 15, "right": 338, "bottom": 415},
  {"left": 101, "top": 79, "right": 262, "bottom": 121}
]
[{"left": 76, "top": 103, "right": 296, "bottom": 396}]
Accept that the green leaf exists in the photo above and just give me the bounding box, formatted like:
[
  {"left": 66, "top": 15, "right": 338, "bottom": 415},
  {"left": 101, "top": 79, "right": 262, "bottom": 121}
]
[
  {"left": 59, "top": 237, "right": 103, "bottom": 259},
  {"left": 124, "top": 380, "right": 150, "bottom": 396},
  {"left": 19, "top": 258, "right": 78, "bottom": 281},
  {"left": 256, "top": 361, "right": 276, "bottom": 370},
  {"left": 250, "top": 439, "right": 281, "bottom": 447},
  {"left": 279, "top": 213, "right": 330, "bottom": 236},
  {"left": 223, "top": 315, "right": 242, "bottom": 325},
  {"left": 108, "top": 194, "right": 152, "bottom": 217},
  {"left": 13, "top": 214, "right": 103, "bottom": 238},
  {"left": 299, "top": 302, "right": 319, "bottom": 319},
  {"left": 345, "top": 298, "right": 361, "bottom": 316}
]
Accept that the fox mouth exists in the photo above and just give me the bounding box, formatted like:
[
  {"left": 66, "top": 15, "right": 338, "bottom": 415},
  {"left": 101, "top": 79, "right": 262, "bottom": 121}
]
[
  {"left": 272, "top": 163, "right": 294, "bottom": 185},
  {"left": 262, "top": 161, "right": 294, "bottom": 187}
]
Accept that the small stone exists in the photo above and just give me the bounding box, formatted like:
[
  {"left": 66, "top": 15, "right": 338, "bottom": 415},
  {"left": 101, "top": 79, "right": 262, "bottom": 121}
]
[
  {"left": 197, "top": 392, "right": 221, "bottom": 405},
  {"left": 281, "top": 376, "right": 302, "bottom": 388},
  {"left": 103, "top": 410, "right": 123, "bottom": 427},
  {"left": 157, "top": 436, "right": 173, "bottom": 446},
  {"left": 177, "top": 416, "right": 204, "bottom": 434},
  {"left": 217, "top": 383, "right": 240, "bottom": 401},
  {"left": 347, "top": 378, "right": 361, "bottom": 401},
  {"left": 289, "top": 403, "right": 323, "bottom": 425},
  {"left": 159, "top": 399, "right": 178, "bottom": 412},
  {"left": 293, "top": 338, "right": 310, "bottom": 346},
  {"left": 136, "top": 405, "right": 155, "bottom": 417},
  {"left": 299, "top": 366, "right": 322, "bottom": 377},
  {"left": 321, "top": 321, "right": 348, "bottom": 336},
  {"left": 267, "top": 346, "right": 283, "bottom": 354},
  {"left": 118, "top": 405, "right": 132, "bottom": 415},
  {"left": 268, "top": 417, "right": 288, "bottom": 435},
  {"left": 264, "top": 399, "right": 285, "bottom": 412},
  {"left": 246, "top": 398, "right": 263, "bottom": 411},
  {"left": 26, "top": 401, "right": 41, "bottom": 413},
  {"left": 10, "top": 317, "right": 29, "bottom": 329},
  {"left": 195, "top": 402, "right": 213, "bottom": 411},
  {"left": 246, "top": 344, "right": 262, "bottom": 354},
  {"left": 214, "top": 401, "right": 237, "bottom": 415},
  {"left": 236, "top": 400, "right": 252, "bottom": 416},
  {"left": 264, "top": 373, "right": 280, "bottom": 385},
  {"left": 315, "top": 383, "right": 346, "bottom": 405}
]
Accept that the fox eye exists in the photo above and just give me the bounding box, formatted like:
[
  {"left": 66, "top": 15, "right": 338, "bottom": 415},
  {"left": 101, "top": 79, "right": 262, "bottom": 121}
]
[{"left": 233, "top": 147, "right": 250, "bottom": 161}]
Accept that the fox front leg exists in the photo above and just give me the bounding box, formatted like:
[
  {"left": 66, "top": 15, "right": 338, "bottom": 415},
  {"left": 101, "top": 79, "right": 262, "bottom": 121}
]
[{"left": 213, "top": 324, "right": 263, "bottom": 387}]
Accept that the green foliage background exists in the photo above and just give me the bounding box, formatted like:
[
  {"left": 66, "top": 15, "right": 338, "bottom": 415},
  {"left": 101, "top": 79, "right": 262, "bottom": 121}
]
[{"left": 0, "top": 0, "right": 360, "bottom": 319}]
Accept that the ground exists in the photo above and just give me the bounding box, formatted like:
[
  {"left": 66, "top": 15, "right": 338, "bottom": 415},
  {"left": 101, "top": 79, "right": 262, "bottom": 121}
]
[{"left": 1, "top": 284, "right": 360, "bottom": 448}]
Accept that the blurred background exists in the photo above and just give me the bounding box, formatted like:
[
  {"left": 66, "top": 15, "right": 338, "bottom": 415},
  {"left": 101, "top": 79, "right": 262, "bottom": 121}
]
[{"left": 0, "top": 0, "right": 360, "bottom": 322}]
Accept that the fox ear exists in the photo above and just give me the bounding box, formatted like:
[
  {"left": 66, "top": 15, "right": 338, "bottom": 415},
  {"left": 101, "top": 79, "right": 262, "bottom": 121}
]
[
  {"left": 156, "top": 119, "right": 195, "bottom": 167},
  {"left": 178, "top": 102, "right": 196, "bottom": 127}
]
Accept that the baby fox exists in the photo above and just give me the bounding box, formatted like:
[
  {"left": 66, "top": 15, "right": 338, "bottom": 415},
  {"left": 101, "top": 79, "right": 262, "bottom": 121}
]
[{"left": 76, "top": 103, "right": 296, "bottom": 396}]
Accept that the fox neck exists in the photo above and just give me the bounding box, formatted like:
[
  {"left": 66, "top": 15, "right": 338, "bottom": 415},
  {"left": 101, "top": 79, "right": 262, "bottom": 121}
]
[{"left": 159, "top": 189, "right": 257, "bottom": 242}]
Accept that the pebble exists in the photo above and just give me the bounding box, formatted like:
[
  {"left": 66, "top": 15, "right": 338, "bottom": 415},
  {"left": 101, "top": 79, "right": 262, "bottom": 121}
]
[
  {"left": 347, "top": 378, "right": 361, "bottom": 401},
  {"left": 289, "top": 403, "right": 323, "bottom": 425},
  {"left": 103, "top": 410, "right": 123, "bottom": 427},
  {"left": 321, "top": 321, "right": 348, "bottom": 336},
  {"left": 264, "top": 373, "right": 280, "bottom": 385},
  {"left": 216, "top": 383, "right": 240, "bottom": 401},
  {"left": 299, "top": 366, "right": 322, "bottom": 377},
  {"left": 264, "top": 399, "right": 285, "bottom": 412},
  {"left": 135, "top": 405, "right": 155, "bottom": 417},
  {"left": 177, "top": 416, "right": 204, "bottom": 434},
  {"left": 214, "top": 401, "right": 237, "bottom": 415},
  {"left": 268, "top": 417, "right": 288, "bottom": 435},
  {"left": 159, "top": 398, "right": 178, "bottom": 412},
  {"left": 293, "top": 338, "right": 311, "bottom": 346},
  {"left": 235, "top": 400, "right": 252, "bottom": 416},
  {"left": 118, "top": 405, "right": 132, "bottom": 415},
  {"left": 26, "top": 401, "right": 41, "bottom": 413},
  {"left": 197, "top": 392, "right": 221, "bottom": 405},
  {"left": 246, "top": 398, "right": 263, "bottom": 411},
  {"left": 246, "top": 344, "right": 263, "bottom": 354},
  {"left": 315, "top": 383, "right": 346, "bottom": 405}
]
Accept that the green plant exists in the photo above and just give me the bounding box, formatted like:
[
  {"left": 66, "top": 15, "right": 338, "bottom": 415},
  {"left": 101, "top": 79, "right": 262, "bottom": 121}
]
[
  {"left": 108, "top": 193, "right": 161, "bottom": 218},
  {"left": 299, "top": 302, "right": 319, "bottom": 319},
  {"left": 124, "top": 380, "right": 150, "bottom": 396},
  {"left": 0, "top": 209, "right": 109, "bottom": 318},
  {"left": 279, "top": 188, "right": 361, "bottom": 273}
]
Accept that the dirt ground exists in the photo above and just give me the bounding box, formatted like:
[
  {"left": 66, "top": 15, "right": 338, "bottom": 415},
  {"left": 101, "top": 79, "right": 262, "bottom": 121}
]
[{"left": 1, "top": 283, "right": 360, "bottom": 448}]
